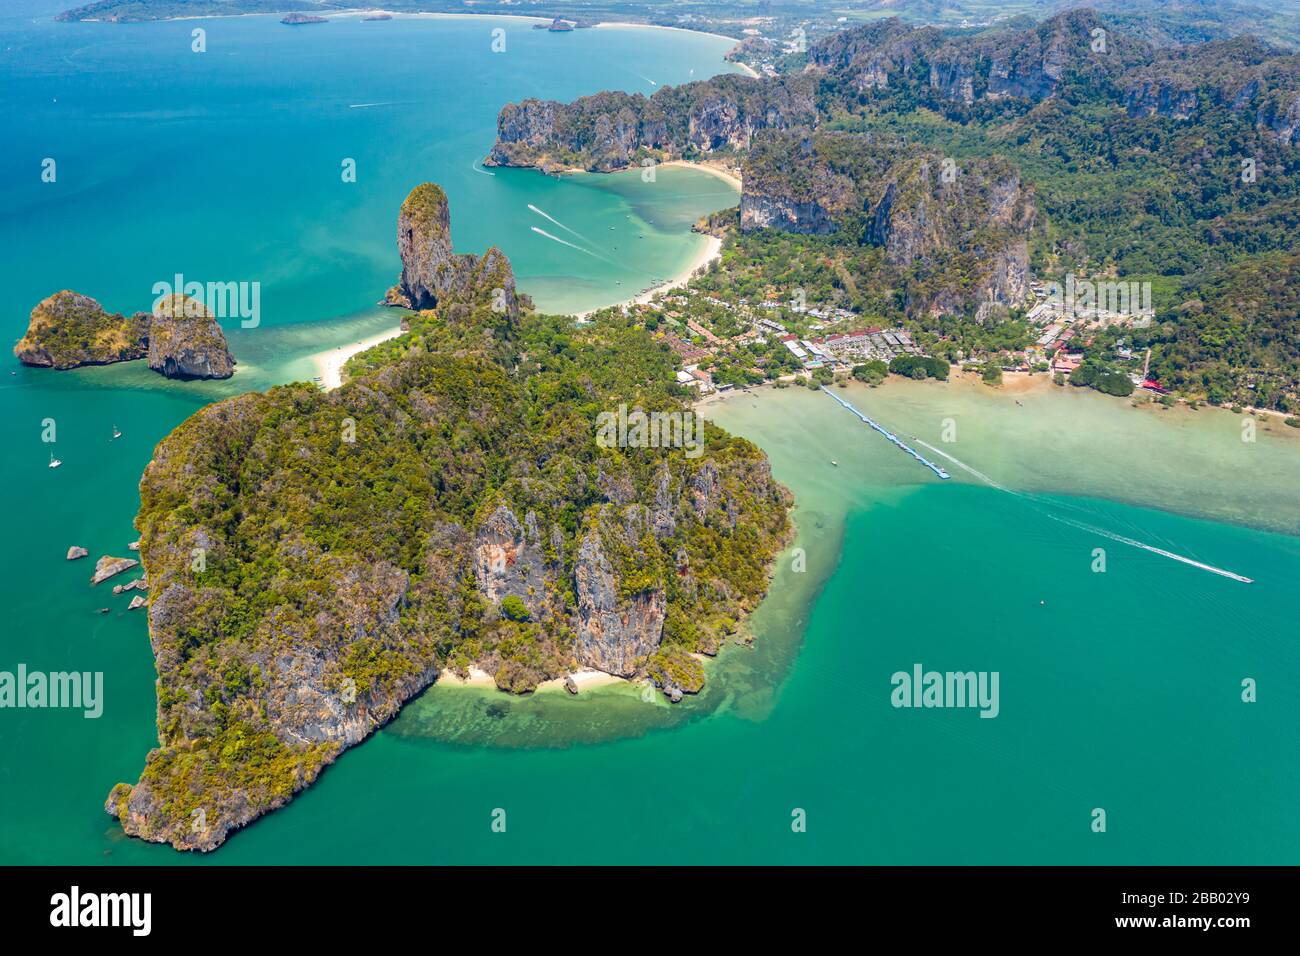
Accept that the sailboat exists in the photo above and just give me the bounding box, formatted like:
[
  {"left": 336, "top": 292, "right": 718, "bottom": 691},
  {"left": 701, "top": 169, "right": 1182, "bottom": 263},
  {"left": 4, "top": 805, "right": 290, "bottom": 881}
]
[
  {"left": 48, "top": 451, "right": 61, "bottom": 468},
  {"left": 112, "top": 425, "right": 122, "bottom": 440}
]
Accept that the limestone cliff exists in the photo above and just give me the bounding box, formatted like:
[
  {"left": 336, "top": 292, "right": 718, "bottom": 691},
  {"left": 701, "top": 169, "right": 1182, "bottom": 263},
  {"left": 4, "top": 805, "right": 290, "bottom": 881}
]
[
  {"left": 738, "top": 131, "right": 856, "bottom": 234},
  {"left": 147, "top": 294, "right": 236, "bottom": 379},
  {"left": 806, "top": 10, "right": 1139, "bottom": 112},
  {"left": 573, "top": 514, "right": 666, "bottom": 676},
  {"left": 740, "top": 130, "right": 1036, "bottom": 317},
  {"left": 486, "top": 74, "right": 817, "bottom": 173},
  {"left": 385, "top": 183, "right": 520, "bottom": 323},
  {"left": 804, "top": 10, "right": 1299, "bottom": 146},
  {"left": 1121, "top": 37, "right": 1300, "bottom": 142}
]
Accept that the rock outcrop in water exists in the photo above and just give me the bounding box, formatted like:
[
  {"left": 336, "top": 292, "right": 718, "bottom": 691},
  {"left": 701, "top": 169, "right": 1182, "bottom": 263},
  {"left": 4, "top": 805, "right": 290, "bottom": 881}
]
[
  {"left": 106, "top": 183, "right": 791, "bottom": 851},
  {"left": 384, "top": 183, "right": 520, "bottom": 322},
  {"left": 90, "top": 555, "right": 138, "bottom": 586},
  {"left": 14, "top": 290, "right": 234, "bottom": 379},
  {"left": 147, "top": 295, "right": 236, "bottom": 379},
  {"left": 13, "top": 292, "right": 148, "bottom": 369}
]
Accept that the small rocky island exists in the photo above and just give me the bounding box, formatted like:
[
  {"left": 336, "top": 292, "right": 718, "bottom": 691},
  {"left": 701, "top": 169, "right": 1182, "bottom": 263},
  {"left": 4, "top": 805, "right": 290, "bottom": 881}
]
[
  {"left": 281, "top": 12, "right": 327, "bottom": 25},
  {"left": 147, "top": 294, "right": 237, "bottom": 379},
  {"left": 106, "top": 183, "right": 790, "bottom": 851},
  {"left": 14, "top": 290, "right": 234, "bottom": 380},
  {"left": 13, "top": 291, "right": 147, "bottom": 369}
]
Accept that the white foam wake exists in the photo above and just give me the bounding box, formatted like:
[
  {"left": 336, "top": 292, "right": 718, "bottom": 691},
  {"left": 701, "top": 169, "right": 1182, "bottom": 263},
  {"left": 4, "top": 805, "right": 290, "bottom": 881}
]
[
  {"left": 911, "top": 439, "right": 1252, "bottom": 583},
  {"left": 527, "top": 204, "right": 590, "bottom": 244},
  {"left": 529, "top": 227, "right": 631, "bottom": 272}
]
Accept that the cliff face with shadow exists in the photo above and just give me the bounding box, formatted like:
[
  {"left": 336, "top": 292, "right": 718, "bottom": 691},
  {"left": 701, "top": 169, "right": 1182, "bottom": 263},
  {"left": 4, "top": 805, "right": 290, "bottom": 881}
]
[
  {"left": 487, "top": 73, "right": 817, "bottom": 173},
  {"left": 738, "top": 130, "right": 1036, "bottom": 319}
]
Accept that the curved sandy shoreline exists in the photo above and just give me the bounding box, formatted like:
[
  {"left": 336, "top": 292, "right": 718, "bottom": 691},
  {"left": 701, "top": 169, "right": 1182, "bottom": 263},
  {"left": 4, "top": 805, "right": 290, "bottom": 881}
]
[
  {"left": 661, "top": 158, "right": 743, "bottom": 190},
  {"left": 571, "top": 161, "right": 740, "bottom": 318},
  {"left": 313, "top": 325, "right": 406, "bottom": 390},
  {"left": 574, "top": 233, "right": 723, "bottom": 321},
  {"left": 80, "top": 8, "right": 756, "bottom": 78},
  {"left": 261, "top": 16, "right": 740, "bottom": 373}
]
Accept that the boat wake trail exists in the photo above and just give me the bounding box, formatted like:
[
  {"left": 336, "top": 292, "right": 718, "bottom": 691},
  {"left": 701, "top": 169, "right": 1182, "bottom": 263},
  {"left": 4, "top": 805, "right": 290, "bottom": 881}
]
[
  {"left": 911, "top": 439, "right": 1252, "bottom": 583},
  {"left": 470, "top": 160, "right": 495, "bottom": 176},
  {"left": 530, "top": 226, "right": 599, "bottom": 256},
  {"left": 529, "top": 224, "right": 657, "bottom": 281},
  {"left": 913, "top": 439, "right": 1005, "bottom": 491},
  {"left": 528, "top": 204, "right": 590, "bottom": 244},
  {"left": 529, "top": 227, "right": 631, "bottom": 273},
  {"left": 1051, "top": 515, "right": 1254, "bottom": 583}
]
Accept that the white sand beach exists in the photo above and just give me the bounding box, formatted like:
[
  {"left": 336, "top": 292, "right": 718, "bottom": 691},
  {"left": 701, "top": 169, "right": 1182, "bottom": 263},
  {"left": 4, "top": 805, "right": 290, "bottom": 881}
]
[
  {"left": 536, "top": 669, "right": 626, "bottom": 693},
  {"left": 575, "top": 233, "right": 722, "bottom": 319},
  {"left": 634, "top": 234, "right": 724, "bottom": 305},
  {"left": 312, "top": 326, "right": 405, "bottom": 390},
  {"left": 435, "top": 666, "right": 625, "bottom": 692},
  {"left": 434, "top": 666, "right": 497, "bottom": 688},
  {"left": 661, "top": 158, "right": 743, "bottom": 190}
]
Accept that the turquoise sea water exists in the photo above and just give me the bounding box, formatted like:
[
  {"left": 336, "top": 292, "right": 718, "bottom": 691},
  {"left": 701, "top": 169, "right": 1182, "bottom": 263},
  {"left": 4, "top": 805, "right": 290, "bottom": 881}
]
[{"left": 2, "top": 6, "right": 1297, "bottom": 865}]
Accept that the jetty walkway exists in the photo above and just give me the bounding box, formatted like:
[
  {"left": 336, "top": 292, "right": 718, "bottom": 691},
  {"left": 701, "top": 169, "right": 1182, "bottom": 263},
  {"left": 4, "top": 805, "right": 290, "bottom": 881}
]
[{"left": 820, "top": 387, "right": 951, "bottom": 480}]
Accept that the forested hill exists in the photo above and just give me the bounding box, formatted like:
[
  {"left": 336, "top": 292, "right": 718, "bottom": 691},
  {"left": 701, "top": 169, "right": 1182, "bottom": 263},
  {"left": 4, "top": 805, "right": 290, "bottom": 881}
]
[
  {"left": 810, "top": 11, "right": 1299, "bottom": 406},
  {"left": 106, "top": 185, "right": 791, "bottom": 851},
  {"left": 489, "top": 9, "right": 1300, "bottom": 410}
]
